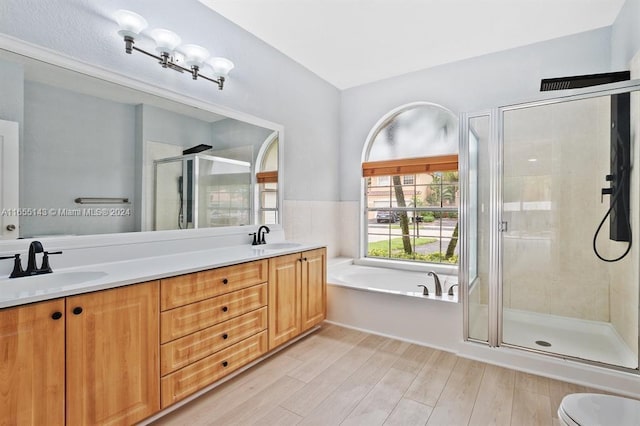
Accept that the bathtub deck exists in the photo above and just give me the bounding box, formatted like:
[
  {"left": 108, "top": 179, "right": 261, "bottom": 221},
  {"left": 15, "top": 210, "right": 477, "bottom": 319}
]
[{"left": 153, "top": 323, "right": 632, "bottom": 426}]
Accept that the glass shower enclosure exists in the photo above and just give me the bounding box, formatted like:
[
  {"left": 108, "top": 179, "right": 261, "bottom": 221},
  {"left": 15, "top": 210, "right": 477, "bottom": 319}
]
[
  {"left": 464, "top": 83, "right": 640, "bottom": 371},
  {"left": 154, "top": 153, "right": 251, "bottom": 230}
]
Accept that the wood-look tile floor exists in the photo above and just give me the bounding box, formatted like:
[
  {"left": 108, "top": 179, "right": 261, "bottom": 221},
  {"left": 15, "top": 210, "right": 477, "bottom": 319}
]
[{"left": 153, "top": 323, "right": 610, "bottom": 426}]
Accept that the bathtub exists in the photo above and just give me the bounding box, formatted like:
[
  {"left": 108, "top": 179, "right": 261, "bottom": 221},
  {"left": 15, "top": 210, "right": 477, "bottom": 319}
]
[
  {"left": 326, "top": 258, "right": 463, "bottom": 350},
  {"left": 327, "top": 259, "right": 459, "bottom": 302}
]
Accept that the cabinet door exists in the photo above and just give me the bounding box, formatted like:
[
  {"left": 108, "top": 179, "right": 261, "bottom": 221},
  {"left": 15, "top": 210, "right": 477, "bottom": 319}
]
[
  {"left": 268, "top": 253, "right": 301, "bottom": 349},
  {"left": 0, "top": 299, "right": 65, "bottom": 425},
  {"left": 301, "top": 248, "right": 327, "bottom": 331},
  {"left": 66, "top": 282, "right": 160, "bottom": 425}
]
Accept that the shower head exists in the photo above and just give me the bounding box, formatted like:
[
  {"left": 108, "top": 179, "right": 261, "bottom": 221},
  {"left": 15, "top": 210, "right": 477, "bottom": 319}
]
[
  {"left": 540, "top": 71, "right": 629, "bottom": 92},
  {"left": 182, "top": 144, "right": 212, "bottom": 155}
]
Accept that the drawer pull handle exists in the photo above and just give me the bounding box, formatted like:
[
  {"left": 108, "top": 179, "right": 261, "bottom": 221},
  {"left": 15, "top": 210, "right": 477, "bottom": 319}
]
[
  {"left": 51, "top": 311, "right": 63, "bottom": 320},
  {"left": 222, "top": 306, "right": 228, "bottom": 312},
  {"left": 222, "top": 361, "right": 229, "bottom": 367},
  {"left": 72, "top": 307, "right": 83, "bottom": 315},
  {"left": 222, "top": 278, "right": 228, "bottom": 284},
  {"left": 222, "top": 333, "right": 229, "bottom": 339}
]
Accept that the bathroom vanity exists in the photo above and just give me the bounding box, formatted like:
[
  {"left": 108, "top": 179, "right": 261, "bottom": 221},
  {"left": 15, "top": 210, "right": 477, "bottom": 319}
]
[{"left": 0, "top": 244, "right": 326, "bottom": 425}]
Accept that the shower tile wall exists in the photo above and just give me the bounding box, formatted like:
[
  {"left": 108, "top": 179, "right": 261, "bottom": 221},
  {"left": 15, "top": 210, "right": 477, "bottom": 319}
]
[
  {"left": 502, "top": 97, "right": 611, "bottom": 322},
  {"left": 608, "top": 54, "right": 640, "bottom": 355}
]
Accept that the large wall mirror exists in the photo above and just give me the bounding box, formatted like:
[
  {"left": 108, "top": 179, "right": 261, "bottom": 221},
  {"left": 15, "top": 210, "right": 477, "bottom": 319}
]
[{"left": 0, "top": 47, "right": 282, "bottom": 241}]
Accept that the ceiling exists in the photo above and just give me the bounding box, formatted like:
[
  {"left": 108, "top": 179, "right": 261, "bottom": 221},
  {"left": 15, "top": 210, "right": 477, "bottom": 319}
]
[{"left": 199, "top": 0, "right": 626, "bottom": 89}]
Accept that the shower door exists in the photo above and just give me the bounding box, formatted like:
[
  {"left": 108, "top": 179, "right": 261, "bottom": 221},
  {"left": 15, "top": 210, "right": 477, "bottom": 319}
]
[{"left": 500, "top": 89, "right": 639, "bottom": 369}]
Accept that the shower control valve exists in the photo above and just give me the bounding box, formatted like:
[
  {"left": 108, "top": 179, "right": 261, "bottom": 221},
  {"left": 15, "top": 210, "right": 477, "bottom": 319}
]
[{"left": 601, "top": 187, "right": 614, "bottom": 203}]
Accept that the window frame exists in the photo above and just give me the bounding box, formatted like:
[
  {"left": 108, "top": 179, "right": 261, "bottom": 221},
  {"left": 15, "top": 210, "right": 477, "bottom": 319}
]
[
  {"left": 359, "top": 102, "right": 460, "bottom": 274},
  {"left": 363, "top": 167, "right": 459, "bottom": 272}
]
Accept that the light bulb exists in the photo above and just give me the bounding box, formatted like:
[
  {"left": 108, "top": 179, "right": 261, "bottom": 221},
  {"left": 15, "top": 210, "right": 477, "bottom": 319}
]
[
  {"left": 208, "top": 57, "right": 234, "bottom": 78},
  {"left": 114, "top": 10, "right": 148, "bottom": 38},
  {"left": 149, "top": 28, "right": 182, "bottom": 54},
  {"left": 179, "top": 44, "right": 210, "bottom": 68}
]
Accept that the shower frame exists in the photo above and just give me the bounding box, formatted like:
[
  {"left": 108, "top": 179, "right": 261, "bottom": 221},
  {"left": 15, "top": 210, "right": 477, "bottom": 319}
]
[
  {"left": 153, "top": 153, "right": 252, "bottom": 230},
  {"left": 461, "top": 79, "right": 640, "bottom": 373}
]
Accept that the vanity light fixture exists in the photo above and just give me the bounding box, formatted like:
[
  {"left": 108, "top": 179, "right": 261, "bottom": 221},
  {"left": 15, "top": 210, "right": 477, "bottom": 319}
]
[{"left": 113, "top": 9, "right": 234, "bottom": 90}]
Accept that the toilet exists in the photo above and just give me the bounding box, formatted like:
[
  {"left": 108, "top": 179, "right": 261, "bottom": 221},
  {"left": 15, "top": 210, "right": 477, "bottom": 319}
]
[{"left": 558, "top": 393, "right": 640, "bottom": 425}]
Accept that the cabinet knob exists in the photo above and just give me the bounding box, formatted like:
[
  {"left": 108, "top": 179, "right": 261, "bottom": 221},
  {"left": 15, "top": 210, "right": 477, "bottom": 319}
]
[
  {"left": 222, "top": 333, "right": 229, "bottom": 339},
  {"left": 303, "top": 257, "right": 308, "bottom": 261},
  {"left": 51, "top": 311, "right": 63, "bottom": 320},
  {"left": 222, "top": 278, "right": 228, "bottom": 285},
  {"left": 221, "top": 306, "right": 228, "bottom": 312},
  {"left": 72, "top": 307, "right": 83, "bottom": 315},
  {"left": 222, "top": 361, "right": 228, "bottom": 367}
]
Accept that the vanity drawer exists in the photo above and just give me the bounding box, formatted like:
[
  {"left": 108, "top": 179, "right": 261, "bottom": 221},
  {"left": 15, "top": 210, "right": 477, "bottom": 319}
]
[
  {"left": 161, "top": 259, "right": 268, "bottom": 311},
  {"left": 161, "top": 283, "right": 267, "bottom": 343},
  {"left": 161, "top": 330, "right": 268, "bottom": 407},
  {"left": 161, "top": 307, "right": 267, "bottom": 376}
]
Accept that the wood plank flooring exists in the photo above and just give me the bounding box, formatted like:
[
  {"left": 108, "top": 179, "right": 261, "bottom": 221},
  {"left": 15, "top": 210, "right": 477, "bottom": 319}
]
[{"left": 153, "top": 323, "right": 615, "bottom": 426}]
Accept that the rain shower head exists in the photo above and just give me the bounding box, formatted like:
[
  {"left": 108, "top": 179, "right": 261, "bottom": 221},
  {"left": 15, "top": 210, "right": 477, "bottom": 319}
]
[
  {"left": 182, "top": 144, "right": 212, "bottom": 155},
  {"left": 540, "top": 71, "right": 629, "bottom": 91}
]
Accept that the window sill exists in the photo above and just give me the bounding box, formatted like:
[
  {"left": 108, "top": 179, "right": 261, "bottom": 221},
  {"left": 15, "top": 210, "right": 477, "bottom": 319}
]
[{"left": 354, "top": 257, "right": 458, "bottom": 276}]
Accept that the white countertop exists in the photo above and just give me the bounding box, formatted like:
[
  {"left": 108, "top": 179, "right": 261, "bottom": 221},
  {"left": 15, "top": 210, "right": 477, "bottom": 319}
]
[{"left": 0, "top": 242, "right": 324, "bottom": 309}]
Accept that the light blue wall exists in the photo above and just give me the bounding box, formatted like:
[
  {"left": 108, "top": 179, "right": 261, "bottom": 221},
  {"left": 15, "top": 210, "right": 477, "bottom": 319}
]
[
  {"left": 210, "top": 118, "right": 274, "bottom": 164},
  {"left": 140, "top": 104, "right": 212, "bottom": 150},
  {"left": 0, "top": 0, "right": 341, "bottom": 202},
  {"left": 22, "top": 81, "right": 137, "bottom": 236},
  {"left": 611, "top": 0, "right": 640, "bottom": 68},
  {"left": 339, "top": 28, "right": 614, "bottom": 201},
  {"left": 0, "top": 58, "right": 23, "bottom": 124}
]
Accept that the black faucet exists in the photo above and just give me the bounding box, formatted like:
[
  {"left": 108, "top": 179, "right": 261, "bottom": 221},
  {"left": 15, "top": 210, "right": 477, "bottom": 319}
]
[
  {"left": 428, "top": 271, "right": 442, "bottom": 296},
  {"left": 26, "top": 241, "right": 44, "bottom": 274},
  {"left": 0, "top": 241, "right": 62, "bottom": 278},
  {"left": 257, "top": 225, "right": 270, "bottom": 245}
]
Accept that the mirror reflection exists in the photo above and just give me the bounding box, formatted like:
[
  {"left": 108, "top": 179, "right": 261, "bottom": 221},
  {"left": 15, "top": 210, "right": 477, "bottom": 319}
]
[{"left": 0, "top": 49, "right": 280, "bottom": 239}]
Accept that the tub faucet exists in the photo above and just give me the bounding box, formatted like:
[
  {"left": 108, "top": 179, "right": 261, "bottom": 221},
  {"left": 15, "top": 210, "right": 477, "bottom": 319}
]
[{"left": 428, "top": 271, "right": 442, "bottom": 296}]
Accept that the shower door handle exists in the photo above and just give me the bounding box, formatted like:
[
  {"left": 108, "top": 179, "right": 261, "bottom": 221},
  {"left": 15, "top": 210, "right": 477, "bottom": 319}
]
[{"left": 498, "top": 221, "right": 508, "bottom": 232}]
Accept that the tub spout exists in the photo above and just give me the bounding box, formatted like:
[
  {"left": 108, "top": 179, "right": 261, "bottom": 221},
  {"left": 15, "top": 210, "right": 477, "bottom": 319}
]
[
  {"left": 417, "top": 285, "right": 429, "bottom": 296},
  {"left": 428, "top": 271, "right": 442, "bottom": 296}
]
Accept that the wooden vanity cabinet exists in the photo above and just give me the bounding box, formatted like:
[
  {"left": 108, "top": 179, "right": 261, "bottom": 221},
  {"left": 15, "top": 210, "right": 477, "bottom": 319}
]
[
  {"left": 301, "top": 248, "right": 327, "bottom": 331},
  {"left": 159, "top": 260, "right": 269, "bottom": 408},
  {"left": 268, "top": 248, "right": 326, "bottom": 349},
  {"left": 0, "top": 247, "right": 325, "bottom": 424},
  {"left": 66, "top": 282, "right": 160, "bottom": 425},
  {"left": 0, "top": 282, "right": 159, "bottom": 426},
  {"left": 0, "top": 299, "right": 66, "bottom": 426}
]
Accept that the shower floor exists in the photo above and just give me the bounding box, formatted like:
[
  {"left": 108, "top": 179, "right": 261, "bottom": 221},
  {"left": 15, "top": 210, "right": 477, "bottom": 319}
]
[{"left": 502, "top": 309, "right": 637, "bottom": 369}]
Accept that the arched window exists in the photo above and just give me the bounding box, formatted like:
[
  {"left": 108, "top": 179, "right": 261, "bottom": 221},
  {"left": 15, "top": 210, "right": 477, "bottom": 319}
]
[
  {"left": 362, "top": 102, "right": 459, "bottom": 266},
  {"left": 255, "top": 131, "right": 279, "bottom": 224}
]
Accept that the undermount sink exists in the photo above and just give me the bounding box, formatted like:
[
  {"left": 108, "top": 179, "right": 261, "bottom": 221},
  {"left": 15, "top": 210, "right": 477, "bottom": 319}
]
[
  {"left": 253, "top": 242, "right": 302, "bottom": 250},
  {"left": 15, "top": 271, "right": 108, "bottom": 286}
]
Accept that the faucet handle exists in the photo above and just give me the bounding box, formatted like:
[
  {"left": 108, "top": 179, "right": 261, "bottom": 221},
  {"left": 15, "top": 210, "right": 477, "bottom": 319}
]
[
  {"left": 417, "top": 284, "right": 429, "bottom": 296},
  {"left": 248, "top": 233, "right": 258, "bottom": 245},
  {"left": 1, "top": 254, "right": 24, "bottom": 278},
  {"left": 447, "top": 283, "right": 459, "bottom": 296},
  {"left": 40, "top": 251, "right": 63, "bottom": 274}
]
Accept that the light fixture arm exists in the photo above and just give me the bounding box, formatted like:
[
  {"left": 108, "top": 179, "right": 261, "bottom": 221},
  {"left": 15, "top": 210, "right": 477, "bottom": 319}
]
[{"left": 121, "top": 36, "right": 226, "bottom": 90}]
